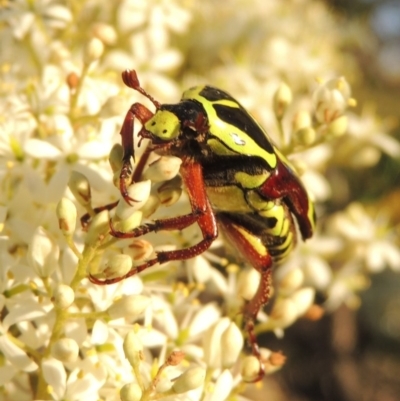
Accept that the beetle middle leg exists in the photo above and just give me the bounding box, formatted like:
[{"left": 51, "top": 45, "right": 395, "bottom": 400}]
[{"left": 217, "top": 212, "right": 275, "bottom": 382}]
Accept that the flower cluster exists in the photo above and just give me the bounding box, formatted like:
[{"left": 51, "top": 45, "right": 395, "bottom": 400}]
[{"left": 0, "top": 1, "right": 399, "bottom": 400}]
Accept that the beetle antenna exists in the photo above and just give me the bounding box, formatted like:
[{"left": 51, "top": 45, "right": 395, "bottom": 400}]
[{"left": 122, "top": 70, "right": 161, "bottom": 109}]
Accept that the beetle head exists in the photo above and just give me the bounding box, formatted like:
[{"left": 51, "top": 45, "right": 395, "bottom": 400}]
[
  {"left": 144, "top": 110, "right": 181, "bottom": 142},
  {"left": 143, "top": 101, "right": 208, "bottom": 145}
]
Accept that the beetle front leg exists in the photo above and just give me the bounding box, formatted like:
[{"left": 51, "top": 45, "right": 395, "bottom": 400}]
[
  {"left": 91, "top": 160, "right": 218, "bottom": 285},
  {"left": 118, "top": 103, "right": 154, "bottom": 204}
]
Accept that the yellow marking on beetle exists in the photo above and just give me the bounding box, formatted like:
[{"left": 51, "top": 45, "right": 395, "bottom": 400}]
[
  {"left": 207, "top": 138, "right": 237, "bottom": 156},
  {"left": 206, "top": 185, "right": 252, "bottom": 212},
  {"left": 145, "top": 110, "right": 180, "bottom": 140},
  {"left": 275, "top": 230, "right": 293, "bottom": 251},
  {"left": 279, "top": 217, "right": 290, "bottom": 238},
  {"left": 184, "top": 86, "right": 277, "bottom": 167},
  {"left": 246, "top": 191, "right": 275, "bottom": 211},
  {"left": 235, "top": 225, "right": 269, "bottom": 257},
  {"left": 308, "top": 197, "right": 317, "bottom": 233},
  {"left": 234, "top": 171, "right": 269, "bottom": 189},
  {"left": 259, "top": 204, "right": 286, "bottom": 236}
]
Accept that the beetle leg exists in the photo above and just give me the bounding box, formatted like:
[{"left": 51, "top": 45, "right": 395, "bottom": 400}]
[
  {"left": 217, "top": 212, "right": 275, "bottom": 382},
  {"left": 91, "top": 160, "right": 218, "bottom": 285},
  {"left": 259, "top": 159, "right": 314, "bottom": 239},
  {"left": 80, "top": 201, "right": 119, "bottom": 230},
  {"left": 119, "top": 103, "right": 154, "bottom": 205}
]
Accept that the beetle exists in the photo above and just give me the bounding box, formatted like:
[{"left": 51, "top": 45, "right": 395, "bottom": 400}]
[{"left": 89, "top": 70, "right": 316, "bottom": 381}]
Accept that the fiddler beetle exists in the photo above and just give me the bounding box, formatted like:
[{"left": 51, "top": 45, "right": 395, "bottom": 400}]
[{"left": 88, "top": 70, "right": 316, "bottom": 381}]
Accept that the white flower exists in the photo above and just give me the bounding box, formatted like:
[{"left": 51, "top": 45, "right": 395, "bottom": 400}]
[{"left": 41, "top": 358, "right": 105, "bottom": 401}]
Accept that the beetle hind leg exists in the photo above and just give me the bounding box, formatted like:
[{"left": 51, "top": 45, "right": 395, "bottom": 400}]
[{"left": 217, "top": 212, "right": 274, "bottom": 382}]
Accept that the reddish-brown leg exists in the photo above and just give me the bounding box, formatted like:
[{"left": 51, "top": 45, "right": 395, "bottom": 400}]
[
  {"left": 80, "top": 201, "right": 119, "bottom": 230},
  {"left": 259, "top": 159, "right": 314, "bottom": 240},
  {"left": 118, "top": 102, "right": 154, "bottom": 204},
  {"left": 217, "top": 212, "right": 275, "bottom": 382},
  {"left": 90, "top": 159, "right": 218, "bottom": 285},
  {"left": 118, "top": 69, "right": 166, "bottom": 205}
]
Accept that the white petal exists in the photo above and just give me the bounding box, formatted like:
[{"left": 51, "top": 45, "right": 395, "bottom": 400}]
[
  {"left": 23, "top": 138, "right": 62, "bottom": 159},
  {"left": 0, "top": 336, "right": 38, "bottom": 372},
  {"left": 47, "top": 167, "right": 70, "bottom": 203},
  {"left": 44, "top": 5, "right": 73, "bottom": 25},
  {"left": 65, "top": 368, "right": 103, "bottom": 400},
  {"left": 189, "top": 303, "right": 221, "bottom": 337},
  {"left": 138, "top": 329, "right": 167, "bottom": 348},
  {"left": 77, "top": 141, "right": 110, "bottom": 159},
  {"left": 303, "top": 255, "right": 332, "bottom": 290},
  {"left": 42, "top": 358, "right": 66, "bottom": 399},
  {"left": 188, "top": 256, "right": 212, "bottom": 284},
  {"left": 64, "top": 318, "right": 87, "bottom": 345},
  {"left": 208, "top": 370, "right": 233, "bottom": 401},
  {"left": 91, "top": 320, "right": 109, "bottom": 345},
  {"left": 291, "top": 287, "right": 315, "bottom": 317},
  {"left": 27, "top": 226, "right": 59, "bottom": 278},
  {"left": 385, "top": 243, "right": 400, "bottom": 271},
  {"left": 3, "top": 302, "right": 47, "bottom": 331},
  {"left": 369, "top": 133, "right": 400, "bottom": 157},
  {"left": 366, "top": 242, "right": 386, "bottom": 273},
  {"left": 203, "top": 317, "right": 230, "bottom": 369}
]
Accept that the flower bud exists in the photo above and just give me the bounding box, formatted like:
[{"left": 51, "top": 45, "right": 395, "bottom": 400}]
[
  {"left": 290, "top": 287, "right": 315, "bottom": 317},
  {"left": 313, "top": 77, "right": 351, "bottom": 123},
  {"left": 166, "top": 350, "right": 185, "bottom": 366},
  {"left": 92, "top": 22, "right": 117, "bottom": 45},
  {"left": 203, "top": 318, "right": 230, "bottom": 369},
  {"left": 157, "top": 187, "right": 182, "bottom": 207},
  {"left": 143, "top": 156, "right": 182, "bottom": 182},
  {"left": 237, "top": 269, "right": 260, "bottom": 301},
  {"left": 273, "top": 82, "right": 292, "bottom": 119},
  {"left": 278, "top": 268, "right": 304, "bottom": 296},
  {"left": 115, "top": 181, "right": 151, "bottom": 220},
  {"left": 172, "top": 367, "right": 206, "bottom": 393},
  {"left": 28, "top": 227, "right": 59, "bottom": 278},
  {"left": 124, "top": 240, "right": 154, "bottom": 262},
  {"left": 53, "top": 284, "right": 75, "bottom": 309},
  {"left": 112, "top": 210, "right": 143, "bottom": 235},
  {"left": 263, "top": 350, "right": 286, "bottom": 374},
  {"left": 66, "top": 72, "right": 79, "bottom": 90},
  {"left": 292, "top": 110, "right": 311, "bottom": 132},
  {"left": 107, "top": 295, "right": 151, "bottom": 320},
  {"left": 102, "top": 254, "right": 133, "bottom": 280},
  {"left": 68, "top": 171, "right": 91, "bottom": 206},
  {"left": 241, "top": 355, "right": 261, "bottom": 382},
  {"left": 140, "top": 195, "right": 160, "bottom": 218},
  {"left": 212, "top": 370, "right": 233, "bottom": 401},
  {"left": 268, "top": 297, "right": 298, "bottom": 329},
  {"left": 120, "top": 383, "right": 142, "bottom": 401},
  {"left": 295, "top": 127, "right": 316, "bottom": 146},
  {"left": 56, "top": 198, "right": 77, "bottom": 236},
  {"left": 84, "top": 37, "right": 104, "bottom": 64},
  {"left": 327, "top": 115, "right": 348, "bottom": 137},
  {"left": 109, "top": 143, "right": 124, "bottom": 173},
  {"left": 85, "top": 210, "right": 110, "bottom": 245},
  {"left": 51, "top": 338, "right": 79, "bottom": 363},
  {"left": 123, "top": 331, "right": 143, "bottom": 367},
  {"left": 220, "top": 322, "right": 244, "bottom": 368}
]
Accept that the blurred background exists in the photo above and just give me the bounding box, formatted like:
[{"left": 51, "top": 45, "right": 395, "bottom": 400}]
[{"left": 249, "top": 1, "right": 400, "bottom": 400}]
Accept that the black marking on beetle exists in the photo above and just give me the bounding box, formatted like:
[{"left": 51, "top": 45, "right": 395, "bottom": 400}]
[
  {"left": 199, "top": 86, "right": 238, "bottom": 102},
  {"left": 212, "top": 103, "right": 275, "bottom": 156}
]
